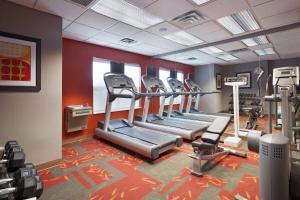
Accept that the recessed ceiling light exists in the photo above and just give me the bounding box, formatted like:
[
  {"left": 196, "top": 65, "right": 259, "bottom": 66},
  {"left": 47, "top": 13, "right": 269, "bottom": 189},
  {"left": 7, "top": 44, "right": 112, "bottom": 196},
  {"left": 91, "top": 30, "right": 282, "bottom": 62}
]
[
  {"left": 254, "top": 48, "right": 275, "bottom": 56},
  {"left": 217, "top": 10, "right": 260, "bottom": 34},
  {"left": 199, "top": 46, "right": 223, "bottom": 54},
  {"left": 241, "top": 35, "right": 269, "bottom": 47},
  {"left": 191, "top": 0, "right": 211, "bottom": 5},
  {"left": 163, "top": 31, "right": 204, "bottom": 46},
  {"left": 91, "top": 0, "right": 163, "bottom": 29},
  {"left": 218, "top": 54, "right": 239, "bottom": 61}
]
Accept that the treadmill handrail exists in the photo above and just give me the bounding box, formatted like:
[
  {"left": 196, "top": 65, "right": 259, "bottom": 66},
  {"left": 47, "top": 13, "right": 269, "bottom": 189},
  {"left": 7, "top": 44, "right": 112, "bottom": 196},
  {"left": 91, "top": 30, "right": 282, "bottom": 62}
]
[{"left": 141, "top": 75, "right": 173, "bottom": 98}]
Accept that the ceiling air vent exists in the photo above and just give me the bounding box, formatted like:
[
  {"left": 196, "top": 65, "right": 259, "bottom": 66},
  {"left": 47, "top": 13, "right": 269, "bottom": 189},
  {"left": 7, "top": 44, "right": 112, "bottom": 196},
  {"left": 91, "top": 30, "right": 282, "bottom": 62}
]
[
  {"left": 186, "top": 57, "right": 197, "bottom": 61},
  {"left": 65, "top": 0, "right": 95, "bottom": 8},
  {"left": 172, "top": 11, "right": 206, "bottom": 28},
  {"left": 229, "top": 48, "right": 249, "bottom": 54},
  {"left": 120, "top": 38, "right": 137, "bottom": 44}
]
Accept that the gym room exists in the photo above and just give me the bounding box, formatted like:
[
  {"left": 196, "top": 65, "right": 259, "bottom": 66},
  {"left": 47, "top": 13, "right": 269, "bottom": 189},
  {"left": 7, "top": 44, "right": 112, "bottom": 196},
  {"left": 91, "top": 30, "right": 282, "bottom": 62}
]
[{"left": 0, "top": 0, "right": 299, "bottom": 199}]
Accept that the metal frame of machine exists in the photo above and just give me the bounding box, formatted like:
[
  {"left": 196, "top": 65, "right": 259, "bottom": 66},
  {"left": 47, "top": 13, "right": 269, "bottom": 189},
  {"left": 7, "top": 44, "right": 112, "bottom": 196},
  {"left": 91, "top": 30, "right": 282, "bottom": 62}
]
[{"left": 95, "top": 73, "right": 183, "bottom": 160}]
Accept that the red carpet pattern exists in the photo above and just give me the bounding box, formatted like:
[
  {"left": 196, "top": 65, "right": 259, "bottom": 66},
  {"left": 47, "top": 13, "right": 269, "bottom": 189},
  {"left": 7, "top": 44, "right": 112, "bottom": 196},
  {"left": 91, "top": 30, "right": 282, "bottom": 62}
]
[
  {"left": 38, "top": 133, "right": 260, "bottom": 200},
  {"left": 37, "top": 116, "right": 264, "bottom": 199}
]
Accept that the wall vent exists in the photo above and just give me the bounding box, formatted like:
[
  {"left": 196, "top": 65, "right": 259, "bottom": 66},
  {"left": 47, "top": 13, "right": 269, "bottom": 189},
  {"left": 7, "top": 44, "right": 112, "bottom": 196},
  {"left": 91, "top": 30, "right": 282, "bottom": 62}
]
[
  {"left": 172, "top": 11, "right": 206, "bottom": 28},
  {"left": 65, "top": 0, "right": 95, "bottom": 8}
]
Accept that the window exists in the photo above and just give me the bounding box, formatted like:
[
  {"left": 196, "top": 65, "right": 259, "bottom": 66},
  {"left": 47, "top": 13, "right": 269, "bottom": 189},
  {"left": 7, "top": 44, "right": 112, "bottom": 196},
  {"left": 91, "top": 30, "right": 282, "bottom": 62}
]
[
  {"left": 176, "top": 71, "right": 184, "bottom": 104},
  {"left": 159, "top": 68, "right": 184, "bottom": 105},
  {"left": 92, "top": 58, "right": 141, "bottom": 114},
  {"left": 159, "top": 68, "right": 171, "bottom": 105}
]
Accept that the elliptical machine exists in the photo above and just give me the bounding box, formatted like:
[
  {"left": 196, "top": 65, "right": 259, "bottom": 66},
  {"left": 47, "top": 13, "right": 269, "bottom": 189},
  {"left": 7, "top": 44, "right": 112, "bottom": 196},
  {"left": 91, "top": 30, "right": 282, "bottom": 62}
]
[{"left": 249, "top": 66, "right": 300, "bottom": 200}]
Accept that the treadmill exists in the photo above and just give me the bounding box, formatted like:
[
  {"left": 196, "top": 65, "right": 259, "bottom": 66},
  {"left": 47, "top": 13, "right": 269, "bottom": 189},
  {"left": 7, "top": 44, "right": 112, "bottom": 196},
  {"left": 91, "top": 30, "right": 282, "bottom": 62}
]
[
  {"left": 95, "top": 73, "right": 183, "bottom": 160},
  {"left": 165, "top": 77, "right": 232, "bottom": 133},
  {"left": 134, "top": 75, "right": 208, "bottom": 140},
  {"left": 185, "top": 79, "right": 233, "bottom": 118},
  {"left": 165, "top": 77, "right": 218, "bottom": 123}
]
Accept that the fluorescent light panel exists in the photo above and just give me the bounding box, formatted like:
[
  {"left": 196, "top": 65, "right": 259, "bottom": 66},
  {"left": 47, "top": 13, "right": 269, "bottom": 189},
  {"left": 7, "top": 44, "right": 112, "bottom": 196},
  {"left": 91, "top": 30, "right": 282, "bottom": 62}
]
[
  {"left": 241, "top": 35, "right": 269, "bottom": 47},
  {"left": 91, "top": 0, "right": 163, "bottom": 29},
  {"left": 254, "top": 48, "right": 275, "bottom": 56},
  {"left": 199, "top": 46, "right": 223, "bottom": 54},
  {"left": 218, "top": 54, "right": 239, "bottom": 61},
  {"left": 217, "top": 10, "right": 260, "bottom": 34},
  {"left": 192, "top": 0, "right": 211, "bottom": 5},
  {"left": 163, "top": 31, "right": 204, "bottom": 46}
]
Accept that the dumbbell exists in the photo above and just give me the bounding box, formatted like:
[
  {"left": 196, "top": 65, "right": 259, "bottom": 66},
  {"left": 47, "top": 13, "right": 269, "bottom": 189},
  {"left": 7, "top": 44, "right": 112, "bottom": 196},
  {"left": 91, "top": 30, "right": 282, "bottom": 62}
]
[
  {"left": 13, "top": 168, "right": 43, "bottom": 199},
  {"left": 0, "top": 167, "right": 43, "bottom": 199},
  {"left": 0, "top": 144, "right": 25, "bottom": 173}
]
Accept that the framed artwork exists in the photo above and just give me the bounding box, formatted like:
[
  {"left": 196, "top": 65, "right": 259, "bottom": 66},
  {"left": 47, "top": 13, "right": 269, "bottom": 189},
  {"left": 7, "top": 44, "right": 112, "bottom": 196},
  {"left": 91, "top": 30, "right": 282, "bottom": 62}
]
[
  {"left": 0, "top": 31, "right": 41, "bottom": 92},
  {"left": 236, "top": 72, "right": 251, "bottom": 88},
  {"left": 216, "top": 73, "right": 222, "bottom": 89}
]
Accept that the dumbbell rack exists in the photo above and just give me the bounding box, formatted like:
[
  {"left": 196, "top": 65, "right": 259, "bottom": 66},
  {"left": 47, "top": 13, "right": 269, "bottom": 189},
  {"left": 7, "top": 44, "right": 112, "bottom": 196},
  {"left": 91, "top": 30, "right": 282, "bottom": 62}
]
[
  {"left": 228, "top": 93, "right": 261, "bottom": 114},
  {"left": 0, "top": 141, "right": 43, "bottom": 199}
]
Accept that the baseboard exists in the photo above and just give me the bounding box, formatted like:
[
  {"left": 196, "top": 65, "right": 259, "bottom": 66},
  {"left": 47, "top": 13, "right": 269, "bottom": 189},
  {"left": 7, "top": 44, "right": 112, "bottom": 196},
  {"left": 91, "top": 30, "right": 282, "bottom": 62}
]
[
  {"left": 36, "top": 158, "right": 62, "bottom": 171},
  {"left": 63, "top": 133, "right": 93, "bottom": 145}
]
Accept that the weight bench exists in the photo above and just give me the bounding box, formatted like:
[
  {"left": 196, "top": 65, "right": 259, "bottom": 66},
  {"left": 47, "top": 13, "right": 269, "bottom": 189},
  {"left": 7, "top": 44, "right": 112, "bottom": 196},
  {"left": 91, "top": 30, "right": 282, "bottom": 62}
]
[{"left": 189, "top": 116, "right": 247, "bottom": 176}]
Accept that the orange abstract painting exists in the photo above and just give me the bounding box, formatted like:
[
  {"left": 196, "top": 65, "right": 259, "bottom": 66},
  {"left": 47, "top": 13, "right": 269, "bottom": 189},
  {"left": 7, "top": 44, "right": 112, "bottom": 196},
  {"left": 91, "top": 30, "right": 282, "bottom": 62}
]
[{"left": 0, "top": 40, "right": 31, "bottom": 81}]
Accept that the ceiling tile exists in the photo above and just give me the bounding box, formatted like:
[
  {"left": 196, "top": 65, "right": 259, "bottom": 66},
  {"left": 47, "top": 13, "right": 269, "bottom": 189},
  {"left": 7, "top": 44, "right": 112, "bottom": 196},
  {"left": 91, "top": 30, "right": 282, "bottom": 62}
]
[
  {"left": 258, "top": 53, "right": 280, "bottom": 60},
  {"left": 232, "top": 51, "right": 258, "bottom": 61},
  {"left": 260, "top": 8, "right": 300, "bottom": 29},
  {"left": 216, "top": 41, "right": 246, "bottom": 51},
  {"left": 186, "top": 21, "right": 222, "bottom": 36},
  {"left": 252, "top": 0, "right": 300, "bottom": 20},
  {"left": 130, "top": 31, "right": 185, "bottom": 51},
  {"left": 86, "top": 38, "right": 110, "bottom": 46},
  {"left": 268, "top": 28, "right": 300, "bottom": 45},
  {"left": 133, "top": 43, "right": 169, "bottom": 54},
  {"left": 126, "top": 0, "right": 158, "bottom": 8},
  {"left": 272, "top": 40, "right": 300, "bottom": 58},
  {"left": 63, "top": 19, "right": 72, "bottom": 29},
  {"left": 146, "top": 22, "right": 181, "bottom": 36},
  {"left": 195, "top": 29, "right": 231, "bottom": 42},
  {"left": 35, "top": 0, "right": 86, "bottom": 20},
  {"left": 145, "top": 0, "right": 195, "bottom": 20},
  {"left": 92, "top": 30, "right": 124, "bottom": 44},
  {"left": 63, "top": 31, "right": 89, "bottom": 41},
  {"left": 105, "top": 22, "right": 141, "bottom": 37},
  {"left": 248, "top": 0, "right": 275, "bottom": 7},
  {"left": 65, "top": 23, "right": 99, "bottom": 37},
  {"left": 197, "top": 0, "right": 249, "bottom": 19},
  {"left": 75, "top": 10, "right": 118, "bottom": 30},
  {"left": 8, "top": 0, "right": 36, "bottom": 8}
]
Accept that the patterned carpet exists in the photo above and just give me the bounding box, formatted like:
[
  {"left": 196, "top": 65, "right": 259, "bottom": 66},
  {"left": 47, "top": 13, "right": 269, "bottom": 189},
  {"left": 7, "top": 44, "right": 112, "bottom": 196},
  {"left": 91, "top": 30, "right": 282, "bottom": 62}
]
[{"left": 38, "top": 117, "right": 262, "bottom": 200}]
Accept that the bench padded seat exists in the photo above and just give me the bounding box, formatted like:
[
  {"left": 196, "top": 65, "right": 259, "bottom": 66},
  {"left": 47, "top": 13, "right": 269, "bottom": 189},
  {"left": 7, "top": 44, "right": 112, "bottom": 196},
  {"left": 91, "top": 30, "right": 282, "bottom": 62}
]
[
  {"left": 206, "top": 117, "right": 231, "bottom": 134},
  {"left": 191, "top": 141, "right": 215, "bottom": 151},
  {"left": 201, "top": 132, "right": 220, "bottom": 144}
]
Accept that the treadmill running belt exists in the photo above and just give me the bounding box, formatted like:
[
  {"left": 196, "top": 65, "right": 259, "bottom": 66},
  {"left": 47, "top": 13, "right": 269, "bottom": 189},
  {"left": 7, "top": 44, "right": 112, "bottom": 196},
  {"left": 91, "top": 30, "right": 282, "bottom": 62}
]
[
  {"left": 114, "top": 126, "right": 175, "bottom": 145},
  {"left": 176, "top": 115, "right": 215, "bottom": 122},
  {"left": 152, "top": 119, "right": 208, "bottom": 130}
]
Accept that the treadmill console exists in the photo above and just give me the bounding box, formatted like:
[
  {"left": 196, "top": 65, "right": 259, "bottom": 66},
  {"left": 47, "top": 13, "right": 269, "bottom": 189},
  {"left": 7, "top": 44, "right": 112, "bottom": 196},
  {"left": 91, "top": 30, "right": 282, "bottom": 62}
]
[
  {"left": 104, "top": 73, "right": 137, "bottom": 94},
  {"left": 142, "top": 76, "right": 168, "bottom": 92},
  {"left": 273, "top": 67, "right": 299, "bottom": 87},
  {"left": 185, "top": 79, "right": 202, "bottom": 92},
  {"left": 167, "top": 77, "right": 185, "bottom": 92}
]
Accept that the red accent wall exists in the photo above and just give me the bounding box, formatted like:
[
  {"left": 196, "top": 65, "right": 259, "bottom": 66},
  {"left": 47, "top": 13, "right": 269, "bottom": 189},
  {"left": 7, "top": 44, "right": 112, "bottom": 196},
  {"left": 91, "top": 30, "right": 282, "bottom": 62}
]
[{"left": 62, "top": 38, "right": 194, "bottom": 140}]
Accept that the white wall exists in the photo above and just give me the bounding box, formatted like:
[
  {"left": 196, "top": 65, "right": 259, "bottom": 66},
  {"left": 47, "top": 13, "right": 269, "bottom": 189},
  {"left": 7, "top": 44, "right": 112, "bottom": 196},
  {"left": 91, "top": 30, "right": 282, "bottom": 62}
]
[{"left": 0, "top": 1, "right": 62, "bottom": 165}]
